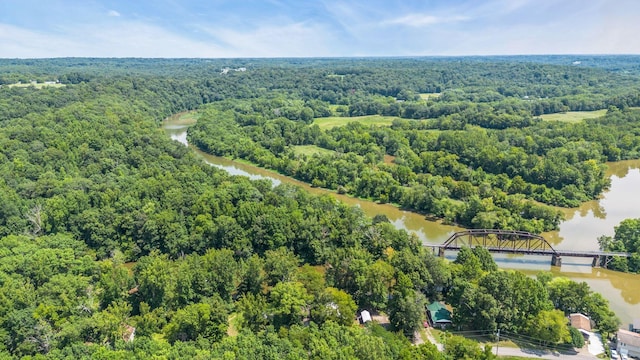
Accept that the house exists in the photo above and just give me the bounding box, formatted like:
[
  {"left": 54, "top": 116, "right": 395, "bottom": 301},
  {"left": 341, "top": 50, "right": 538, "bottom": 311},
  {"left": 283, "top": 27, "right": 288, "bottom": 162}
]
[
  {"left": 617, "top": 329, "right": 640, "bottom": 359},
  {"left": 360, "top": 310, "right": 372, "bottom": 324},
  {"left": 426, "top": 301, "right": 452, "bottom": 329},
  {"left": 570, "top": 313, "right": 592, "bottom": 331}
]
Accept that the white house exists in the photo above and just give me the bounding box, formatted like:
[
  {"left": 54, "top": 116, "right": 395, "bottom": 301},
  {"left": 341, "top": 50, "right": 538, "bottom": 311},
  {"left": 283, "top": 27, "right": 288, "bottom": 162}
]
[{"left": 617, "top": 329, "right": 640, "bottom": 359}]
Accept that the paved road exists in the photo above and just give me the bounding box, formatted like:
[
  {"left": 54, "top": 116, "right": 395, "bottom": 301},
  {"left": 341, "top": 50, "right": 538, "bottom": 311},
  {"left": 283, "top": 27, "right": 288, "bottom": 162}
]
[
  {"left": 493, "top": 346, "right": 598, "bottom": 359},
  {"left": 416, "top": 327, "right": 598, "bottom": 359}
]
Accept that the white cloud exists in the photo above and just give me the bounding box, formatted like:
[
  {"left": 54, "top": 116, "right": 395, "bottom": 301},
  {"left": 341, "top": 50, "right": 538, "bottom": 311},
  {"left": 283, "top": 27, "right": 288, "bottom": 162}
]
[
  {"left": 199, "top": 22, "right": 341, "bottom": 57},
  {"left": 0, "top": 24, "right": 83, "bottom": 58},
  {"left": 383, "top": 13, "right": 469, "bottom": 27},
  {"left": 0, "top": 22, "right": 236, "bottom": 58},
  {"left": 3, "top": 0, "right": 640, "bottom": 58},
  {"left": 107, "top": 10, "right": 121, "bottom": 17}
]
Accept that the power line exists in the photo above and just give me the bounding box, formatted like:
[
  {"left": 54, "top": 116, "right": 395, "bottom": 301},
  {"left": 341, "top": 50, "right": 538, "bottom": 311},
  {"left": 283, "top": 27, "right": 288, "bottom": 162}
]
[
  {"left": 500, "top": 329, "right": 575, "bottom": 350},
  {"left": 498, "top": 334, "right": 575, "bottom": 352}
]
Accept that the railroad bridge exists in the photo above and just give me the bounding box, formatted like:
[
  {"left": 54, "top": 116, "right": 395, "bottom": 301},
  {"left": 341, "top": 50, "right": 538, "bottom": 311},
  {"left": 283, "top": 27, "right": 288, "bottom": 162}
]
[{"left": 427, "top": 229, "right": 629, "bottom": 268}]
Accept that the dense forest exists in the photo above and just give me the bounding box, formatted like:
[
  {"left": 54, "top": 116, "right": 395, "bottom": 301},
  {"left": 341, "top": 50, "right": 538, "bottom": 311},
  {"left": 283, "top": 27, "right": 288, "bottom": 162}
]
[
  {"left": 187, "top": 59, "right": 640, "bottom": 234},
  {"left": 0, "top": 57, "right": 633, "bottom": 358}
]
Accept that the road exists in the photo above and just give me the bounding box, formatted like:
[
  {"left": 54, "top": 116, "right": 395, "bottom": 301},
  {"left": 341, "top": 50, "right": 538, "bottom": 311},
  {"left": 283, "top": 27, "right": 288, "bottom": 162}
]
[
  {"left": 493, "top": 346, "right": 597, "bottom": 359},
  {"left": 417, "top": 328, "right": 598, "bottom": 359}
]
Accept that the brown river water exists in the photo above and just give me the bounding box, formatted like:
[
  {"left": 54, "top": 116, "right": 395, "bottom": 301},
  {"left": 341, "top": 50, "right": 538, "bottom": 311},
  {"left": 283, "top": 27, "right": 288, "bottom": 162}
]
[{"left": 163, "top": 115, "right": 640, "bottom": 326}]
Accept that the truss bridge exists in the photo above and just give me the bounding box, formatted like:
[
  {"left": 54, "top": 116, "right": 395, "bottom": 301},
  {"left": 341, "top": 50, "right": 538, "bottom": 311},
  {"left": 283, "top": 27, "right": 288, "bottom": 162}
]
[{"left": 427, "top": 229, "right": 629, "bottom": 268}]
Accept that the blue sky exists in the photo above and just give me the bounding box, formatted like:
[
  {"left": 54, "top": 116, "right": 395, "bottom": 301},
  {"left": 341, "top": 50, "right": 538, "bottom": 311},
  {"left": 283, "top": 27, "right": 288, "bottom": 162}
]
[{"left": 1, "top": 0, "right": 639, "bottom": 58}]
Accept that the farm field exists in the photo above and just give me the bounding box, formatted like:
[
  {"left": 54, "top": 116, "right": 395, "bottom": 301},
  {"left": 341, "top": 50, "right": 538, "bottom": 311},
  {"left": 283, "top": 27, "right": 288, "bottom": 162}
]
[
  {"left": 313, "top": 115, "right": 399, "bottom": 129},
  {"left": 538, "top": 109, "right": 607, "bottom": 122}
]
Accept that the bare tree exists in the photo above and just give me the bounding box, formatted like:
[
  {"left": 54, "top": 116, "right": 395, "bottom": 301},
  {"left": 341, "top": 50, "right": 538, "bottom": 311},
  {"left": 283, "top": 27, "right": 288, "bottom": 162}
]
[{"left": 26, "top": 204, "right": 43, "bottom": 236}]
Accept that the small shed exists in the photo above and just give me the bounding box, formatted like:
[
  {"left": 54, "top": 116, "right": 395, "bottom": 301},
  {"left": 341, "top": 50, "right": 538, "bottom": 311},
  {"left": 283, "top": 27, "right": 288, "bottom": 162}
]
[
  {"left": 426, "top": 301, "right": 452, "bottom": 329},
  {"left": 360, "top": 310, "right": 372, "bottom": 324},
  {"left": 570, "top": 313, "right": 592, "bottom": 331}
]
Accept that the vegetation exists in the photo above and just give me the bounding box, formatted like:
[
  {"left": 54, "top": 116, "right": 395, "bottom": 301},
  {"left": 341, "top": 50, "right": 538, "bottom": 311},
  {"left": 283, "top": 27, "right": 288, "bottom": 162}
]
[
  {"left": 188, "top": 59, "right": 640, "bottom": 232},
  {"left": 599, "top": 218, "right": 640, "bottom": 273},
  {"left": 313, "top": 115, "right": 400, "bottom": 129},
  {"left": 0, "top": 56, "right": 631, "bottom": 358},
  {"left": 538, "top": 109, "right": 607, "bottom": 122}
]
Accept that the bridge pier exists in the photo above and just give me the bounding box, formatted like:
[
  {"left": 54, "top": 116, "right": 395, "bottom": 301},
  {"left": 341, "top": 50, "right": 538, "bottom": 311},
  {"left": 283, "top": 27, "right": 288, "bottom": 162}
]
[
  {"left": 592, "top": 255, "right": 602, "bottom": 268},
  {"left": 551, "top": 254, "right": 562, "bottom": 267},
  {"left": 438, "top": 247, "right": 445, "bottom": 258}
]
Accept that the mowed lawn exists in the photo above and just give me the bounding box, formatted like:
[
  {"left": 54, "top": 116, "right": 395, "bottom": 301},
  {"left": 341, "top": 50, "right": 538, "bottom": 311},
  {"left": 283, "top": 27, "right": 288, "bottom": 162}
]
[
  {"left": 292, "top": 145, "right": 335, "bottom": 157},
  {"left": 539, "top": 109, "right": 607, "bottom": 122},
  {"left": 313, "top": 115, "right": 399, "bottom": 129}
]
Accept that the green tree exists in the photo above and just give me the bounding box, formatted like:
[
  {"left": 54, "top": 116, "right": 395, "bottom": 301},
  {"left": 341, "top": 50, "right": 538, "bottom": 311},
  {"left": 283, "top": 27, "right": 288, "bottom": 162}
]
[
  {"left": 264, "top": 247, "right": 300, "bottom": 286},
  {"left": 236, "top": 293, "right": 269, "bottom": 333},
  {"left": 93, "top": 300, "right": 132, "bottom": 348},
  {"left": 568, "top": 326, "right": 585, "bottom": 348},
  {"left": 164, "top": 301, "right": 228, "bottom": 343},
  {"left": 527, "top": 309, "right": 570, "bottom": 346},
  {"left": 310, "top": 287, "right": 357, "bottom": 326},
  {"left": 388, "top": 290, "right": 425, "bottom": 337},
  {"left": 269, "top": 281, "right": 313, "bottom": 328}
]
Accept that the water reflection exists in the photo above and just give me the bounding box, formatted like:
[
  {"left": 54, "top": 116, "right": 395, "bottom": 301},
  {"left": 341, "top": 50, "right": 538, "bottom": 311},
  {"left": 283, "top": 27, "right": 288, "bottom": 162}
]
[{"left": 543, "top": 162, "right": 640, "bottom": 251}]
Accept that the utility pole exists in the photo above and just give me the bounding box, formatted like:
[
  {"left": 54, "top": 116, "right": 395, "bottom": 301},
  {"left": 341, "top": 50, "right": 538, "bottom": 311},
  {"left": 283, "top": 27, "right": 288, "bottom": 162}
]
[{"left": 496, "top": 328, "right": 500, "bottom": 356}]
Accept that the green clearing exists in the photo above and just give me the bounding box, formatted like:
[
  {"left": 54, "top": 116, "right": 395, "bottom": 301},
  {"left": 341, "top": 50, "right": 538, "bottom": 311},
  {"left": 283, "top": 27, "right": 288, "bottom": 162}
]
[
  {"left": 313, "top": 115, "right": 399, "bottom": 129},
  {"left": 164, "top": 111, "right": 200, "bottom": 125},
  {"left": 420, "top": 93, "right": 441, "bottom": 100},
  {"left": 178, "top": 111, "right": 200, "bottom": 123},
  {"left": 539, "top": 109, "right": 607, "bottom": 122},
  {"left": 227, "top": 313, "right": 241, "bottom": 337},
  {"left": 292, "top": 145, "right": 335, "bottom": 157},
  {"left": 6, "top": 82, "right": 65, "bottom": 89}
]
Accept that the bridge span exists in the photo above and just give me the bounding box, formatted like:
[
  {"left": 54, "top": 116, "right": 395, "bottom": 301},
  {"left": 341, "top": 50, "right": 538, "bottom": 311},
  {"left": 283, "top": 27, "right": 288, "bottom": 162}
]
[{"left": 426, "top": 229, "right": 629, "bottom": 268}]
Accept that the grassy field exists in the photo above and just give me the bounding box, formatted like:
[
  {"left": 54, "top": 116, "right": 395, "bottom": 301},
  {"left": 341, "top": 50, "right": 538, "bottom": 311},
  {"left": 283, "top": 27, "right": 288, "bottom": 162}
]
[
  {"left": 6, "top": 82, "right": 65, "bottom": 89},
  {"left": 539, "top": 109, "right": 607, "bottom": 122},
  {"left": 420, "top": 93, "right": 441, "bottom": 100},
  {"left": 164, "top": 111, "right": 200, "bottom": 125},
  {"left": 292, "top": 145, "right": 335, "bottom": 157},
  {"left": 313, "top": 115, "right": 399, "bottom": 129},
  {"left": 227, "top": 313, "right": 240, "bottom": 337}
]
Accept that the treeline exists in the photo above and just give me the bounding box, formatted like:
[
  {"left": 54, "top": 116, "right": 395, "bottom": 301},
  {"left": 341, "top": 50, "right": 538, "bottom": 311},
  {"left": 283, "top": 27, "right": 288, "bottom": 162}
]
[
  {"left": 599, "top": 218, "right": 640, "bottom": 273},
  {"left": 450, "top": 247, "right": 619, "bottom": 339}
]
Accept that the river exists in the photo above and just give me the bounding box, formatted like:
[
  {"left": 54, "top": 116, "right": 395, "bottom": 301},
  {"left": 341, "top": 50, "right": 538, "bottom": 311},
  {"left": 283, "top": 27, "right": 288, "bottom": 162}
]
[{"left": 163, "top": 114, "right": 640, "bottom": 326}]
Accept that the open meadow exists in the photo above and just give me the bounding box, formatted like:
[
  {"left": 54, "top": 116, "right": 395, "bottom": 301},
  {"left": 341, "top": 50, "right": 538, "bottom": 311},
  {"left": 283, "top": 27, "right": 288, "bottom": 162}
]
[
  {"left": 538, "top": 109, "right": 607, "bottom": 122},
  {"left": 313, "top": 115, "right": 399, "bottom": 129}
]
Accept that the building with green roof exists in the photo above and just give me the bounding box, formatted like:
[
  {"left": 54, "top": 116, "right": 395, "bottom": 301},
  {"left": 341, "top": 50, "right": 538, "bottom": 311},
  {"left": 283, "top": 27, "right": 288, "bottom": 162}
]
[{"left": 426, "top": 301, "right": 452, "bottom": 329}]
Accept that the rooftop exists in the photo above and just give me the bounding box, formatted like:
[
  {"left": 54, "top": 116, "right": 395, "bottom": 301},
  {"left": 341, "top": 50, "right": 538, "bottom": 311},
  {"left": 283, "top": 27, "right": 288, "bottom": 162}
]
[
  {"left": 570, "top": 313, "right": 592, "bottom": 331},
  {"left": 618, "top": 329, "right": 640, "bottom": 348},
  {"left": 427, "top": 301, "right": 452, "bottom": 323}
]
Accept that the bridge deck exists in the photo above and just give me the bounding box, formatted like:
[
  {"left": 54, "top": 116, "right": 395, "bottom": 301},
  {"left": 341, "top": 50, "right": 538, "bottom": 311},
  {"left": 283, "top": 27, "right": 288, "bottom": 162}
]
[
  {"left": 429, "top": 229, "right": 630, "bottom": 258},
  {"left": 426, "top": 244, "right": 629, "bottom": 258}
]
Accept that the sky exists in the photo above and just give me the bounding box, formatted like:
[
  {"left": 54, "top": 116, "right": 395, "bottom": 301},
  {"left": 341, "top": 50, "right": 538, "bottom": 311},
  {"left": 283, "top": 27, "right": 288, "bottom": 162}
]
[{"left": 1, "top": 0, "right": 639, "bottom": 58}]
